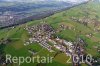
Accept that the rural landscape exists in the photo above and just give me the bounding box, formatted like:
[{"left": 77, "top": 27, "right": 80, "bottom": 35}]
[{"left": 0, "top": 0, "right": 100, "bottom": 66}]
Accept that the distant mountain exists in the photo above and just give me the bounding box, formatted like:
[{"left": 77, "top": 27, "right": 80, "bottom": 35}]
[
  {"left": 1, "top": 0, "right": 89, "bottom": 3},
  {"left": 0, "top": 0, "right": 89, "bottom": 28}
]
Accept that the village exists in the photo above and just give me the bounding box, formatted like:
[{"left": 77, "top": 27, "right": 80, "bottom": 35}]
[{"left": 24, "top": 23, "right": 90, "bottom": 65}]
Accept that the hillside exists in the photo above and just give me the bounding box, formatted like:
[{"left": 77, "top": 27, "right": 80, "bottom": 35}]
[{"left": 0, "top": 0, "right": 100, "bottom": 66}]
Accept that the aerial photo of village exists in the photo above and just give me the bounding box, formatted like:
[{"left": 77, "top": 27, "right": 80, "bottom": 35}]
[{"left": 0, "top": 0, "right": 100, "bottom": 66}]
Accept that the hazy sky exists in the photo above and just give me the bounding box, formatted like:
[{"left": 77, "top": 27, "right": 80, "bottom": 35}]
[
  {"left": 59, "top": 0, "right": 88, "bottom": 2},
  {"left": 2, "top": 0, "right": 88, "bottom": 3}
]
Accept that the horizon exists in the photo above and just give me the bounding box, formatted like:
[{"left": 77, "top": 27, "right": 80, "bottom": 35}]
[{"left": 0, "top": 0, "right": 89, "bottom": 3}]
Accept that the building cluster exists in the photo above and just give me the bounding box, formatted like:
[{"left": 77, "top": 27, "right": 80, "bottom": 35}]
[
  {"left": 24, "top": 23, "right": 76, "bottom": 54},
  {"left": 71, "top": 16, "right": 90, "bottom": 26},
  {"left": 24, "top": 24, "right": 55, "bottom": 52},
  {"left": 24, "top": 23, "right": 86, "bottom": 55},
  {"left": 59, "top": 24, "right": 75, "bottom": 31}
]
